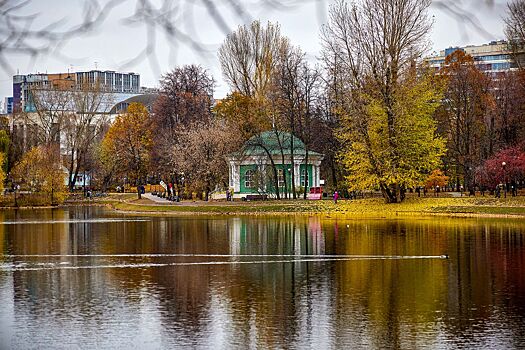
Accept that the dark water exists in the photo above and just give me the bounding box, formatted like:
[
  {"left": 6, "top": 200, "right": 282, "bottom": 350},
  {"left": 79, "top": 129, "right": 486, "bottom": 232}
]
[{"left": 0, "top": 207, "right": 524, "bottom": 349}]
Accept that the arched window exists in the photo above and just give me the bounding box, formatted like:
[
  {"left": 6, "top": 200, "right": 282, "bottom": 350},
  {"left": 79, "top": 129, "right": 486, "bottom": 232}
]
[{"left": 245, "top": 169, "right": 254, "bottom": 189}]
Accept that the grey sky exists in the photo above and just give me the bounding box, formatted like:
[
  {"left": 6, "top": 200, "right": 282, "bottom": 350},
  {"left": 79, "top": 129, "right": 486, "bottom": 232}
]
[{"left": 0, "top": 0, "right": 510, "bottom": 104}]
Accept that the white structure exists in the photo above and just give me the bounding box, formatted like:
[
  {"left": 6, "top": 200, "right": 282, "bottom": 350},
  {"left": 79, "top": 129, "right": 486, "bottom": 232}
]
[{"left": 226, "top": 131, "right": 324, "bottom": 199}]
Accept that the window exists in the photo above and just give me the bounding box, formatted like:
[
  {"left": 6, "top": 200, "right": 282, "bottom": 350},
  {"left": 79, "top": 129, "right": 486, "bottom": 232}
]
[
  {"left": 278, "top": 169, "right": 285, "bottom": 188},
  {"left": 244, "top": 170, "right": 254, "bottom": 189},
  {"left": 492, "top": 62, "right": 510, "bottom": 71},
  {"left": 300, "top": 169, "right": 309, "bottom": 187}
]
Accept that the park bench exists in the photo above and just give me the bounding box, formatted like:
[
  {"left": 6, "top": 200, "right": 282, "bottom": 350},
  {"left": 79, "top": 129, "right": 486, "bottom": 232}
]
[{"left": 244, "top": 194, "right": 268, "bottom": 201}]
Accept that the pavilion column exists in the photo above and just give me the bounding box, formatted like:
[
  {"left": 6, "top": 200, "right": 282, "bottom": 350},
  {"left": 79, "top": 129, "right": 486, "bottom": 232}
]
[
  {"left": 294, "top": 162, "right": 301, "bottom": 187},
  {"left": 315, "top": 163, "right": 321, "bottom": 187},
  {"left": 232, "top": 162, "right": 240, "bottom": 192}
]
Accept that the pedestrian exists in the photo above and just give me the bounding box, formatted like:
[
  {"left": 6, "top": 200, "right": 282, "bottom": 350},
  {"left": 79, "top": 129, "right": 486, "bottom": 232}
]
[
  {"left": 333, "top": 190, "right": 339, "bottom": 204},
  {"left": 416, "top": 187, "right": 421, "bottom": 197}
]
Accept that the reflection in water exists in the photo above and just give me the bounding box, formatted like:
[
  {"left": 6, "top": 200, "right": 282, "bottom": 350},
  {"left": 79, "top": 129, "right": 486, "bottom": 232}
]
[{"left": 0, "top": 207, "right": 524, "bottom": 349}]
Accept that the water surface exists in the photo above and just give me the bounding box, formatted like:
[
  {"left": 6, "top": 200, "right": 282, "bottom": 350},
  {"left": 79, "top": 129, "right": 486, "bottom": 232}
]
[{"left": 0, "top": 207, "right": 524, "bottom": 349}]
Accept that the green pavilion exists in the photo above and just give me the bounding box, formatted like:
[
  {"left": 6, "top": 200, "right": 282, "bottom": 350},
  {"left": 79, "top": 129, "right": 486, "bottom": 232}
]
[{"left": 226, "top": 131, "right": 324, "bottom": 199}]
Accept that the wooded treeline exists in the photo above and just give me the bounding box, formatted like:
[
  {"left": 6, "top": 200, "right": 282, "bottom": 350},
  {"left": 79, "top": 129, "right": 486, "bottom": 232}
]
[{"left": 3, "top": 0, "right": 525, "bottom": 204}]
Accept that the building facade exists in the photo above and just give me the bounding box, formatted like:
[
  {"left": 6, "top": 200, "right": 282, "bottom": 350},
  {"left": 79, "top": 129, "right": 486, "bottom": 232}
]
[
  {"left": 226, "top": 131, "right": 324, "bottom": 199},
  {"left": 2, "top": 97, "right": 13, "bottom": 114},
  {"left": 426, "top": 40, "right": 518, "bottom": 74},
  {"left": 12, "top": 70, "right": 140, "bottom": 113}
]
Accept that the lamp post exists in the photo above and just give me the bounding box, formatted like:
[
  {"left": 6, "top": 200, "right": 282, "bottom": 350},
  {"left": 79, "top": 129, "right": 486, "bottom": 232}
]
[{"left": 502, "top": 161, "right": 507, "bottom": 198}]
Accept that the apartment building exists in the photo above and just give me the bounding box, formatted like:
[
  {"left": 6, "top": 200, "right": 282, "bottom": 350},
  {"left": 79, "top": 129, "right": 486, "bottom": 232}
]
[
  {"left": 12, "top": 70, "right": 140, "bottom": 113},
  {"left": 426, "top": 40, "right": 518, "bottom": 74}
]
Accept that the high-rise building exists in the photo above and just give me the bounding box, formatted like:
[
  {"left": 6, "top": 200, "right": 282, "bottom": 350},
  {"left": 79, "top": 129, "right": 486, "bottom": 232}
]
[
  {"left": 2, "top": 97, "right": 13, "bottom": 114},
  {"left": 12, "top": 70, "right": 140, "bottom": 113},
  {"left": 426, "top": 40, "right": 518, "bottom": 74}
]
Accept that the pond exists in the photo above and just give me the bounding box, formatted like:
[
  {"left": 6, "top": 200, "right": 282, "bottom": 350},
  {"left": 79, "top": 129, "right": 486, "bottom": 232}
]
[{"left": 0, "top": 207, "right": 524, "bottom": 349}]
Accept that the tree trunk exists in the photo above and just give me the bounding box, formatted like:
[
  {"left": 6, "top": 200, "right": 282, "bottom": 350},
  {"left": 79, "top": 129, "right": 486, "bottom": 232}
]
[
  {"left": 205, "top": 181, "right": 210, "bottom": 201},
  {"left": 380, "top": 183, "right": 401, "bottom": 203}
]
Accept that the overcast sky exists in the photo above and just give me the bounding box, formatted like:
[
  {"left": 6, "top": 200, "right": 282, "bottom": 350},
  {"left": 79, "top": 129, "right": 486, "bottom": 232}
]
[{"left": 0, "top": 0, "right": 510, "bottom": 104}]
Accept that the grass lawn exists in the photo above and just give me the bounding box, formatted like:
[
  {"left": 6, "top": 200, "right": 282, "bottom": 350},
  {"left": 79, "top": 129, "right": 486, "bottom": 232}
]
[{"left": 92, "top": 194, "right": 525, "bottom": 218}]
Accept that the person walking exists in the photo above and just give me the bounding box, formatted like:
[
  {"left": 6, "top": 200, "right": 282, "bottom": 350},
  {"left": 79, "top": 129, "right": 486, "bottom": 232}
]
[{"left": 333, "top": 191, "right": 339, "bottom": 204}]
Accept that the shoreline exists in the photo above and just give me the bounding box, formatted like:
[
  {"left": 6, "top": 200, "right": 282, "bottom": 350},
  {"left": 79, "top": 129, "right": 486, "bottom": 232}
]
[
  {"left": 2, "top": 195, "right": 525, "bottom": 219},
  {"left": 103, "top": 196, "right": 525, "bottom": 219}
]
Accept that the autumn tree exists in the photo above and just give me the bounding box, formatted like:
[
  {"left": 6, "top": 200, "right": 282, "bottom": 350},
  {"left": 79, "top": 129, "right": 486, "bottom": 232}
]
[
  {"left": 0, "top": 153, "right": 5, "bottom": 192},
  {"left": 214, "top": 92, "right": 271, "bottom": 140},
  {"left": 102, "top": 103, "right": 153, "bottom": 199},
  {"left": 425, "top": 169, "right": 450, "bottom": 189},
  {"left": 11, "top": 144, "right": 66, "bottom": 204},
  {"left": 490, "top": 71, "right": 525, "bottom": 150},
  {"left": 153, "top": 65, "right": 214, "bottom": 131},
  {"left": 96, "top": 135, "right": 120, "bottom": 192},
  {"left": 0, "top": 130, "right": 9, "bottom": 174},
  {"left": 475, "top": 144, "right": 525, "bottom": 189},
  {"left": 321, "top": 0, "right": 444, "bottom": 203},
  {"left": 152, "top": 65, "right": 215, "bottom": 184},
  {"left": 173, "top": 119, "right": 242, "bottom": 201},
  {"left": 437, "top": 50, "right": 493, "bottom": 191}
]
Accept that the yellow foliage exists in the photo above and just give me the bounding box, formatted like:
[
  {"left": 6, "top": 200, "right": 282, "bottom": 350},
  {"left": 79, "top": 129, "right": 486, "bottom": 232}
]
[
  {"left": 338, "top": 71, "right": 446, "bottom": 198},
  {"left": 214, "top": 92, "right": 271, "bottom": 140},
  {"left": 11, "top": 145, "right": 67, "bottom": 203},
  {"left": 102, "top": 102, "right": 152, "bottom": 183},
  {"left": 0, "top": 152, "right": 5, "bottom": 192}
]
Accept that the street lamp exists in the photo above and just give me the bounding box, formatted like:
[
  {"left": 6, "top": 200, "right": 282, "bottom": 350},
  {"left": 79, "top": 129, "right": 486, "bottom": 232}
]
[{"left": 502, "top": 161, "right": 507, "bottom": 198}]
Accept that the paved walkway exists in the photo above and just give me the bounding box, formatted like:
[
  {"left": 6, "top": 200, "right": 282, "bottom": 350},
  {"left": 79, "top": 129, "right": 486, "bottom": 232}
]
[{"left": 143, "top": 193, "right": 173, "bottom": 204}]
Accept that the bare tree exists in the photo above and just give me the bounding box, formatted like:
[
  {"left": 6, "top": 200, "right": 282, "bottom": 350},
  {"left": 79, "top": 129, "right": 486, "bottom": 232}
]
[
  {"left": 271, "top": 45, "right": 322, "bottom": 199},
  {"left": 29, "top": 86, "right": 71, "bottom": 145},
  {"left": 505, "top": 0, "right": 525, "bottom": 67},
  {"left": 218, "top": 20, "right": 288, "bottom": 99},
  {"left": 151, "top": 64, "right": 214, "bottom": 187},
  {"left": 153, "top": 65, "right": 214, "bottom": 132},
  {"left": 173, "top": 118, "right": 241, "bottom": 201},
  {"left": 63, "top": 82, "right": 113, "bottom": 191},
  {"left": 270, "top": 43, "right": 303, "bottom": 199}
]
